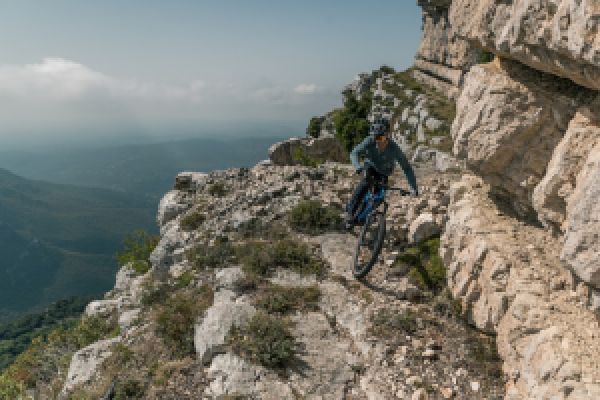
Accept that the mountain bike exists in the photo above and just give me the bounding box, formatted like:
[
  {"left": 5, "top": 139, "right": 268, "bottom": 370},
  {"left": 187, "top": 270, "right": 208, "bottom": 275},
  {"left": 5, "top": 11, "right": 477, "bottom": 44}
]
[{"left": 351, "top": 175, "right": 410, "bottom": 279}]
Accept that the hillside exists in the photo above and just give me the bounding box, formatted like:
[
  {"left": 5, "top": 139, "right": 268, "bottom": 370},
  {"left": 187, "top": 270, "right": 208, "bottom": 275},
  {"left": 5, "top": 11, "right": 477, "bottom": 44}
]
[{"left": 0, "top": 168, "right": 156, "bottom": 320}]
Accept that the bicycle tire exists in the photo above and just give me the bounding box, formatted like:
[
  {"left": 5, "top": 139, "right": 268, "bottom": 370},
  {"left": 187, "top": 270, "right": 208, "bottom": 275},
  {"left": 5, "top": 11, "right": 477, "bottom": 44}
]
[{"left": 353, "top": 208, "right": 386, "bottom": 278}]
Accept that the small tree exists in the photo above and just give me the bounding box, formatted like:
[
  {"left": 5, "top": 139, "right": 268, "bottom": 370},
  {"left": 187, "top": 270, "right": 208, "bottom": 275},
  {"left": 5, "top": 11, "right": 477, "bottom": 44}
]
[
  {"left": 306, "top": 116, "right": 323, "bottom": 138},
  {"left": 379, "top": 65, "right": 395, "bottom": 75},
  {"left": 116, "top": 230, "right": 159, "bottom": 273}
]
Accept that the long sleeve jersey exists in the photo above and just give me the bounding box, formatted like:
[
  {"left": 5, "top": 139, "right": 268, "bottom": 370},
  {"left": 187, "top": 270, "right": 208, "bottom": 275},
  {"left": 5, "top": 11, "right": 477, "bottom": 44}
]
[{"left": 350, "top": 135, "right": 418, "bottom": 194}]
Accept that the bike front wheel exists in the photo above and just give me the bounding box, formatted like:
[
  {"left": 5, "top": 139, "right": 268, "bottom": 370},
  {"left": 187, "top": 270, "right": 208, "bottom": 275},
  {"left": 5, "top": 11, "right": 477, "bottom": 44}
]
[{"left": 353, "top": 207, "right": 386, "bottom": 279}]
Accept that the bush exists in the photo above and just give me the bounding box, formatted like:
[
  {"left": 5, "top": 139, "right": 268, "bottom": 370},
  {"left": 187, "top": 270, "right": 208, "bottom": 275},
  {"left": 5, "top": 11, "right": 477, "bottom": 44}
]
[
  {"left": 187, "top": 236, "right": 237, "bottom": 269},
  {"left": 1, "top": 313, "right": 119, "bottom": 391},
  {"left": 116, "top": 230, "right": 159, "bottom": 271},
  {"left": 227, "top": 313, "right": 298, "bottom": 369},
  {"left": 155, "top": 285, "right": 214, "bottom": 356},
  {"left": 306, "top": 116, "right": 323, "bottom": 138},
  {"left": 0, "top": 374, "right": 26, "bottom": 399},
  {"left": 333, "top": 92, "right": 372, "bottom": 153},
  {"left": 114, "top": 378, "right": 145, "bottom": 400},
  {"left": 288, "top": 200, "right": 343, "bottom": 234},
  {"left": 180, "top": 211, "right": 206, "bottom": 231},
  {"left": 379, "top": 65, "right": 395, "bottom": 75},
  {"left": 71, "top": 315, "right": 120, "bottom": 349},
  {"left": 0, "top": 296, "right": 90, "bottom": 371},
  {"left": 395, "top": 237, "right": 446, "bottom": 293},
  {"left": 141, "top": 282, "right": 171, "bottom": 307},
  {"left": 478, "top": 50, "right": 495, "bottom": 63},
  {"left": 208, "top": 182, "right": 227, "bottom": 197},
  {"left": 369, "top": 309, "right": 418, "bottom": 339},
  {"left": 239, "top": 240, "right": 324, "bottom": 277},
  {"left": 255, "top": 284, "right": 320, "bottom": 314},
  {"left": 235, "top": 219, "right": 289, "bottom": 240},
  {"left": 292, "top": 147, "right": 320, "bottom": 168}
]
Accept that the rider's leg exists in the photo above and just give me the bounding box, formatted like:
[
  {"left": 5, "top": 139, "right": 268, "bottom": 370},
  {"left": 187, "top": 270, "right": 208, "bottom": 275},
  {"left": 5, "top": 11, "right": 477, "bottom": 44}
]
[{"left": 346, "top": 168, "right": 377, "bottom": 223}]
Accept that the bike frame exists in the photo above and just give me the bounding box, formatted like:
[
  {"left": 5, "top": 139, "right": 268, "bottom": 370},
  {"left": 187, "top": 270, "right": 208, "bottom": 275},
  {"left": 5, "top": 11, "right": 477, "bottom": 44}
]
[{"left": 356, "top": 186, "right": 387, "bottom": 223}]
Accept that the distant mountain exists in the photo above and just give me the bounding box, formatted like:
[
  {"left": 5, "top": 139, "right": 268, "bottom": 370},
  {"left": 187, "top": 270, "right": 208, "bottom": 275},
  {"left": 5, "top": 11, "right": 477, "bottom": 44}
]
[
  {"left": 0, "top": 136, "right": 289, "bottom": 199},
  {"left": 0, "top": 168, "right": 156, "bottom": 321}
]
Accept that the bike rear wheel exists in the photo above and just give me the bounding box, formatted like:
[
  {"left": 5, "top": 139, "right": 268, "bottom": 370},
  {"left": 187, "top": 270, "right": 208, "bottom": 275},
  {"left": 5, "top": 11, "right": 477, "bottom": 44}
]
[{"left": 353, "top": 206, "right": 386, "bottom": 279}]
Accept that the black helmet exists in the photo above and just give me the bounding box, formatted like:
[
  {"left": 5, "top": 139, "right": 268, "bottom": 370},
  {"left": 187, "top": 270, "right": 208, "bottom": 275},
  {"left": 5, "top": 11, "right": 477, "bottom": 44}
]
[{"left": 370, "top": 117, "right": 389, "bottom": 137}]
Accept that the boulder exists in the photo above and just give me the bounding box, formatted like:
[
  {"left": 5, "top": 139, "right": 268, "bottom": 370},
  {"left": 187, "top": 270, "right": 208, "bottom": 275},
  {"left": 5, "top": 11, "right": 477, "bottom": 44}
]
[
  {"left": 204, "top": 353, "right": 293, "bottom": 399},
  {"left": 59, "top": 337, "right": 121, "bottom": 398},
  {"left": 215, "top": 267, "right": 245, "bottom": 291},
  {"left": 85, "top": 301, "right": 119, "bottom": 321},
  {"left": 194, "top": 290, "right": 256, "bottom": 364},
  {"left": 268, "top": 136, "right": 347, "bottom": 166},
  {"left": 425, "top": 117, "right": 444, "bottom": 131},
  {"left": 408, "top": 212, "right": 441, "bottom": 244}
]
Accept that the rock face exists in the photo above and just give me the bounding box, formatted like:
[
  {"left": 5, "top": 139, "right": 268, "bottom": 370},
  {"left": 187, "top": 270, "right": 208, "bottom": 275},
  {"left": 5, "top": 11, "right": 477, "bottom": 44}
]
[
  {"left": 533, "top": 106, "right": 600, "bottom": 232},
  {"left": 449, "top": 0, "right": 600, "bottom": 92},
  {"left": 452, "top": 58, "right": 594, "bottom": 218},
  {"left": 268, "top": 136, "right": 347, "bottom": 166},
  {"left": 417, "top": 1, "right": 600, "bottom": 398},
  {"left": 442, "top": 175, "right": 600, "bottom": 398},
  {"left": 413, "top": 0, "right": 479, "bottom": 98},
  {"left": 561, "top": 144, "right": 600, "bottom": 288}
]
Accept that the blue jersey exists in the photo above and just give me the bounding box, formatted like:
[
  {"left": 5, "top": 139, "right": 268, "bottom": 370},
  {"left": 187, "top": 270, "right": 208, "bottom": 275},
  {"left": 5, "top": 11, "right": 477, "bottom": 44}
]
[{"left": 350, "top": 135, "right": 418, "bottom": 194}]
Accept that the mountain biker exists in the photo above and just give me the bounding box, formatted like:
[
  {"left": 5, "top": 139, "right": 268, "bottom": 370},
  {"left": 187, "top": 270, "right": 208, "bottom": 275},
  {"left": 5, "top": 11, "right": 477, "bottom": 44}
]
[{"left": 345, "top": 118, "right": 419, "bottom": 228}]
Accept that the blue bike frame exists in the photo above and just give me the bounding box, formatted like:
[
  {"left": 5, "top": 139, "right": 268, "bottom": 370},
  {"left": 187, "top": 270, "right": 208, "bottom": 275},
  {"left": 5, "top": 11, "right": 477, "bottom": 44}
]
[{"left": 356, "top": 186, "right": 386, "bottom": 223}]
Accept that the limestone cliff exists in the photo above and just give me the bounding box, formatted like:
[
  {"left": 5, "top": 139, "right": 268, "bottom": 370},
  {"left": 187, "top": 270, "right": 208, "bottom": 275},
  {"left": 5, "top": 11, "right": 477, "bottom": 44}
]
[{"left": 425, "top": 0, "right": 600, "bottom": 398}]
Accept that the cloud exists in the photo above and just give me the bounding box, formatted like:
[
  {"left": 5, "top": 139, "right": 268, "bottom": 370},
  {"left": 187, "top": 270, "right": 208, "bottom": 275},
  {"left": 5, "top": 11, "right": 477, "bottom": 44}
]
[
  {"left": 293, "top": 83, "right": 319, "bottom": 95},
  {"left": 0, "top": 58, "right": 339, "bottom": 147}
]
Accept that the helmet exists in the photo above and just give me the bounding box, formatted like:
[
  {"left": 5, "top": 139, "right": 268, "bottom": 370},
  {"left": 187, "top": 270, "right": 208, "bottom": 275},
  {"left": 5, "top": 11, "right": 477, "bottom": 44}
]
[{"left": 369, "top": 117, "right": 389, "bottom": 137}]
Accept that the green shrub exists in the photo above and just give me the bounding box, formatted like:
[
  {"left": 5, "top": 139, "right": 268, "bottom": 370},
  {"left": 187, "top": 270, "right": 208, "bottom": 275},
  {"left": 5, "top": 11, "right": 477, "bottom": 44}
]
[
  {"left": 141, "top": 281, "right": 171, "bottom": 307},
  {"left": 288, "top": 200, "right": 343, "bottom": 234},
  {"left": 208, "top": 182, "right": 227, "bottom": 197},
  {"left": 180, "top": 211, "right": 206, "bottom": 231},
  {"left": 227, "top": 313, "right": 297, "bottom": 369},
  {"left": 238, "top": 240, "right": 324, "bottom": 277},
  {"left": 292, "top": 147, "right": 320, "bottom": 167},
  {"left": 478, "top": 50, "right": 495, "bottom": 63},
  {"left": 306, "top": 116, "right": 323, "bottom": 138},
  {"left": 379, "top": 65, "right": 395, "bottom": 75},
  {"left": 187, "top": 236, "right": 237, "bottom": 269},
  {"left": 175, "top": 271, "right": 194, "bottom": 288},
  {"left": 334, "top": 92, "right": 372, "bottom": 153},
  {"left": 155, "top": 285, "right": 213, "bottom": 356},
  {"left": 1, "top": 314, "right": 119, "bottom": 391},
  {"left": 255, "top": 284, "right": 320, "bottom": 314},
  {"left": 235, "top": 219, "right": 289, "bottom": 240},
  {"left": 369, "top": 309, "right": 418, "bottom": 339},
  {"left": 0, "top": 374, "right": 26, "bottom": 399},
  {"left": 116, "top": 230, "right": 159, "bottom": 271},
  {"left": 395, "top": 237, "right": 446, "bottom": 293},
  {"left": 71, "top": 315, "right": 120, "bottom": 349},
  {"left": 114, "top": 378, "right": 145, "bottom": 400}
]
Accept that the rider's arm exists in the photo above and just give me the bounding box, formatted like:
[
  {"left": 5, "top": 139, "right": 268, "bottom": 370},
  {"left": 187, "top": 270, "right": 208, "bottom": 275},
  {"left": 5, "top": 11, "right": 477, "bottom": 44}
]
[
  {"left": 350, "top": 136, "right": 372, "bottom": 172},
  {"left": 393, "top": 144, "right": 419, "bottom": 195}
]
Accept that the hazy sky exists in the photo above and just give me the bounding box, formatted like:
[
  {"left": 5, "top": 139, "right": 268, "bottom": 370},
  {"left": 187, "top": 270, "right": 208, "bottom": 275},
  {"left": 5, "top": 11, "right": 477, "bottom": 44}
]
[{"left": 1, "top": 1, "right": 422, "bottom": 148}]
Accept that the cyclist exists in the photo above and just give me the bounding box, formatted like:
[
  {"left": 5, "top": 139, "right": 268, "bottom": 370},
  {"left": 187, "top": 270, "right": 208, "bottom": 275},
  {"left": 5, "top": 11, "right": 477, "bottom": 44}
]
[{"left": 345, "top": 118, "right": 419, "bottom": 228}]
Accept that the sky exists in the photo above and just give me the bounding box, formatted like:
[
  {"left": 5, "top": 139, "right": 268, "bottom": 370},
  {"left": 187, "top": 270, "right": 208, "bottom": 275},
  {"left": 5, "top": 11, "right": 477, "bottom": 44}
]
[{"left": 0, "top": 1, "right": 422, "bottom": 149}]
